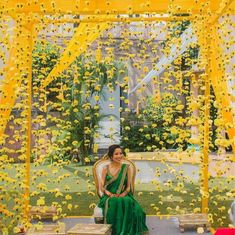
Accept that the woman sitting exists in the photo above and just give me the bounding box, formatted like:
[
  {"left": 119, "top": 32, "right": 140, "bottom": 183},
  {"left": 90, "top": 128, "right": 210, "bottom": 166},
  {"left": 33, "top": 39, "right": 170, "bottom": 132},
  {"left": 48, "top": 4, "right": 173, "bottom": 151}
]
[{"left": 97, "top": 144, "right": 149, "bottom": 235}]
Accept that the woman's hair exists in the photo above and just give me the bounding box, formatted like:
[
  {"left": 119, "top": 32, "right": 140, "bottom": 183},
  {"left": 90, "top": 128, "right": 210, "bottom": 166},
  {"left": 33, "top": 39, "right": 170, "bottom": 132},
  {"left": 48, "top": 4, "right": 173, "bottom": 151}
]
[{"left": 107, "top": 144, "right": 122, "bottom": 159}]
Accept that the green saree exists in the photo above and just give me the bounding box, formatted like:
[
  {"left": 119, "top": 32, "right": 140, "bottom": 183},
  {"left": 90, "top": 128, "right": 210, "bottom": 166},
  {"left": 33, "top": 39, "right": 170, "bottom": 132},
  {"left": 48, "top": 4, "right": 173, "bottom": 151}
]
[{"left": 98, "top": 163, "right": 148, "bottom": 235}]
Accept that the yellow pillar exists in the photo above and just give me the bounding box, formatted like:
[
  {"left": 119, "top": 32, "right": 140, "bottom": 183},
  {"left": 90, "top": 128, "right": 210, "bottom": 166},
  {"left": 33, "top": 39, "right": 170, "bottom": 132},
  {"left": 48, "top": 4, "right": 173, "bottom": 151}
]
[
  {"left": 201, "top": 72, "right": 210, "bottom": 213},
  {"left": 24, "top": 21, "right": 33, "bottom": 225},
  {"left": 195, "top": 21, "right": 211, "bottom": 213}
]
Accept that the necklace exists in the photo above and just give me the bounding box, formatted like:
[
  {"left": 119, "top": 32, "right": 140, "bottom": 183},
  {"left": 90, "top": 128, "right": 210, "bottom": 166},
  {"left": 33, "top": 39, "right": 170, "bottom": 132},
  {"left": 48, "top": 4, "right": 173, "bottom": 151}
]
[{"left": 108, "top": 163, "right": 122, "bottom": 177}]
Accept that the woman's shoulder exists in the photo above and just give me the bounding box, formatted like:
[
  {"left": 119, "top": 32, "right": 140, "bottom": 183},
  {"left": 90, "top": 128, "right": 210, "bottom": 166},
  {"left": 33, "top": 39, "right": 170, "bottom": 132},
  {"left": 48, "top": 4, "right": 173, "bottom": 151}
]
[{"left": 102, "top": 165, "right": 108, "bottom": 172}]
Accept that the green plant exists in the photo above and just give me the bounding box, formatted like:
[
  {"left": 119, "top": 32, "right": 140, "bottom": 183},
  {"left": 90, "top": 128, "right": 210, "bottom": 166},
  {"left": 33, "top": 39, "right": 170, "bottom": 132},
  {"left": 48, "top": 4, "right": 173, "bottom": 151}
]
[
  {"left": 121, "top": 93, "right": 190, "bottom": 151},
  {"left": 48, "top": 57, "right": 123, "bottom": 164},
  {"left": 32, "top": 40, "right": 61, "bottom": 88},
  {"left": 32, "top": 41, "right": 124, "bottom": 165}
]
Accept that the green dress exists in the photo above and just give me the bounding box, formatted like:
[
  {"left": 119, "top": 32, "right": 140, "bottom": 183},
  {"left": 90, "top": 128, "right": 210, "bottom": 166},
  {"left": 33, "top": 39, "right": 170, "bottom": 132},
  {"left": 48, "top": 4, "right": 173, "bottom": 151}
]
[{"left": 98, "top": 163, "right": 148, "bottom": 235}]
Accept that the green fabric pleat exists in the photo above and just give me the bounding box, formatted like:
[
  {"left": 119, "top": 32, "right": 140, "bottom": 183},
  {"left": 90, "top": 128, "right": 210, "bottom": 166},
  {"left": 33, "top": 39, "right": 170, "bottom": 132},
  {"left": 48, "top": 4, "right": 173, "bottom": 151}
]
[{"left": 98, "top": 164, "right": 149, "bottom": 235}]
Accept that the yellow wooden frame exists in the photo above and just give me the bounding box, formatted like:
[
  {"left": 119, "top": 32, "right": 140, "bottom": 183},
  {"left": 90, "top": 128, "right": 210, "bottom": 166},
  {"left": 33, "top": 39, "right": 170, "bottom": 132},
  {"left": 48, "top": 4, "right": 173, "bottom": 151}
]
[
  {"left": 0, "top": 0, "right": 234, "bottom": 229},
  {"left": 1, "top": 0, "right": 234, "bottom": 15}
]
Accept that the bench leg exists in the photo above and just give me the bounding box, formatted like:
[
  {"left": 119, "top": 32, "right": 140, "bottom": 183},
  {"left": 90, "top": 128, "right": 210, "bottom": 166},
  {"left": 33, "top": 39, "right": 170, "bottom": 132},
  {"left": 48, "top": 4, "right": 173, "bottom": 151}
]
[{"left": 179, "top": 226, "right": 185, "bottom": 233}]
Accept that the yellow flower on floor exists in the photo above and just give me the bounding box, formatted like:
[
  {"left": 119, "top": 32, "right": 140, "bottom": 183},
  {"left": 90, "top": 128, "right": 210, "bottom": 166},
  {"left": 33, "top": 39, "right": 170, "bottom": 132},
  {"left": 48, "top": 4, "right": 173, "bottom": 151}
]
[
  {"left": 35, "top": 223, "right": 43, "bottom": 231},
  {"left": 197, "top": 227, "right": 204, "bottom": 234},
  {"left": 53, "top": 215, "right": 59, "bottom": 221}
]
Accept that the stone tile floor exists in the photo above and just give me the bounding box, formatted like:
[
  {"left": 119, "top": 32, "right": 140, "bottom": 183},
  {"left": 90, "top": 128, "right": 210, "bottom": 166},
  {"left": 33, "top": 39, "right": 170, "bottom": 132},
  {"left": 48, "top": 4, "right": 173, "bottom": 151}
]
[{"left": 57, "top": 216, "right": 211, "bottom": 235}]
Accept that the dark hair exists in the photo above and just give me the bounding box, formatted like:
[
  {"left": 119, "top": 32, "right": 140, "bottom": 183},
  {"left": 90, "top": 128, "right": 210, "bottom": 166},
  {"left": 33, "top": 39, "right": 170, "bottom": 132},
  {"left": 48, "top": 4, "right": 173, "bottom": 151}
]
[{"left": 107, "top": 144, "right": 122, "bottom": 159}]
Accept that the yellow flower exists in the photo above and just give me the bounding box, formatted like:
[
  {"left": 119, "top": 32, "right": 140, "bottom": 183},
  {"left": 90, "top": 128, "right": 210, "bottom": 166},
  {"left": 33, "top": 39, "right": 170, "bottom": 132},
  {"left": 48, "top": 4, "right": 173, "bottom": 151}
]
[
  {"left": 13, "top": 227, "right": 21, "bottom": 233},
  {"left": 88, "top": 191, "right": 95, "bottom": 196},
  {"left": 89, "top": 203, "right": 96, "bottom": 209},
  {"left": 72, "top": 141, "right": 78, "bottom": 146},
  {"left": 67, "top": 204, "right": 73, "bottom": 210},
  {"left": 197, "top": 227, "right": 204, "bottom": 234},
  {"left": 53, "top": 215, "right": 59, "bottom": 221},
  {"left": 36, "top": 197, "right": 45, "bottom": 206},
  {"left": 65, "top": 194, "right": 72, "bottom": 200}
]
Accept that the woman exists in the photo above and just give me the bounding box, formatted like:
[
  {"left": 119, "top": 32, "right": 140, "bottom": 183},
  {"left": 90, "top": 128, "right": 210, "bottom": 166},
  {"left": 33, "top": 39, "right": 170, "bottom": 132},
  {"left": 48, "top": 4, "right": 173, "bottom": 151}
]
[{"left": 98, "top": 144, "right": 149, "bottom": 235}]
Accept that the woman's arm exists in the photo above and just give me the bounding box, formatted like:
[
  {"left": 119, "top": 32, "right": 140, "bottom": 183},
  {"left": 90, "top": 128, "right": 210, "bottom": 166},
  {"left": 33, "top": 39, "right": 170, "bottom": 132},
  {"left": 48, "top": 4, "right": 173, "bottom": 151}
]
[
  {"left": 126, "top": 165, "right": 131, "bottom": 193},
  {"left": 100, "top": 166, "right": 113, "bottom": 197}
]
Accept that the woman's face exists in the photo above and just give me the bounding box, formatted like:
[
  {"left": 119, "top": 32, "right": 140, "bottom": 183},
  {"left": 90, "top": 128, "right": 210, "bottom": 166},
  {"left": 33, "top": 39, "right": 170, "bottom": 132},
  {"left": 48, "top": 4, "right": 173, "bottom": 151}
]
[{"left": 112, "top": 148, "right": 123, "bottom": 163}]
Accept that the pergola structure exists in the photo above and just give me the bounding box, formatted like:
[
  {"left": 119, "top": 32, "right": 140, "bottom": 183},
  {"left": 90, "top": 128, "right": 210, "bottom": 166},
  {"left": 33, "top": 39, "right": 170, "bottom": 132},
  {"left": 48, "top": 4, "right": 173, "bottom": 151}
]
[{"left": 0, "top": 0, "right": 234, "bottom": 231}]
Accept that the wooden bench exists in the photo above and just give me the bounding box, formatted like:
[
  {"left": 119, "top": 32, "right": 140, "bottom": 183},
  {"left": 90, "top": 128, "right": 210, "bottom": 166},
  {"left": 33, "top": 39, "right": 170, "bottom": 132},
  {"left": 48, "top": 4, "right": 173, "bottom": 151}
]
[
  {"left": 67, "top": 223, "right": 112, "bottom": 235},
  {"left": 178, "top": 213, "right": 210, "bottom": 233},
  {"left": 26, "top": 223, "right": 65, "bottom": 235},
  {"left": 30, "top": 206, "right": 57, "bottom": 220}
]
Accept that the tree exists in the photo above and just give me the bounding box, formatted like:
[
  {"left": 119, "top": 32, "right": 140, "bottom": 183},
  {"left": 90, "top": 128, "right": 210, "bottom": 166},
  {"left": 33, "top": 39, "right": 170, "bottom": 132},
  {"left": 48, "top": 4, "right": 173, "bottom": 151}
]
[{"left": 121, "top": 93, "right": 190, "bottom": 151}]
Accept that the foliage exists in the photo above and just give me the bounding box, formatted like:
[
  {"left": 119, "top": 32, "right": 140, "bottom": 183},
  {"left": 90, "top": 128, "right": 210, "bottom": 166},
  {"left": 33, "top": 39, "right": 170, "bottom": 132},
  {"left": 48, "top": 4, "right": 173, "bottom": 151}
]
[
  {"left": 48, "top": 57, "right": 122, "bottom": 165},
  {"left": 121, "top": 93, "right": 190, "bottom": 151},
  {"left": 32, "top": 40, "right": 60, "bottom": 86},
  {"left": 32, "top": 41, "right": 123, "bottom": 165}
]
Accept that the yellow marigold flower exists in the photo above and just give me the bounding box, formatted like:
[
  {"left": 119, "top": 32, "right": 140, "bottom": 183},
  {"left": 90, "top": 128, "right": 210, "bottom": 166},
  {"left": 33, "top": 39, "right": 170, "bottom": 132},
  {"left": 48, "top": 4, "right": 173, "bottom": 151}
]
[
  {"left": 65, "top": 194, "right": 72, "bottom": 200},
  {"left": 89, "top": 203, "right": 96, "bottom": 209},
  {"left": 36, "top": 197, "right": 45, "bottom": 206},
  {"left": 67, "top": 204, "right": 73, "bottom": 211},
  {"left": 72, "top": 141, "right": 78, "bottom": 146},
  {"left": 197, "top": 227, "right": 204, "bottom": 234}
]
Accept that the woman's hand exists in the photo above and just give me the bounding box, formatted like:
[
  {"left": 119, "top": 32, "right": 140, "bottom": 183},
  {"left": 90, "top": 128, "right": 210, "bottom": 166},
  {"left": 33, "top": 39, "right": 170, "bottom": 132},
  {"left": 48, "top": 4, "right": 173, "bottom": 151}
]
[
  {"left": 104, "top": 190, "right": 116, "bottom": 197},
  {"left": 118, "top": 191, "right": 128, "bottom": 198}
]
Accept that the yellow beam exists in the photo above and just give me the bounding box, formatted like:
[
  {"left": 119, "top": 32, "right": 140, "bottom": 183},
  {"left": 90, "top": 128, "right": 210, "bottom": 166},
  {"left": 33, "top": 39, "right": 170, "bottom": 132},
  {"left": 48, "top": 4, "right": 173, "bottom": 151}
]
[
  {"left": 0, "top": 19, "right": 34, "bottom": 227},
  {"left": 41, "top": 20, "right": 110, "bottom": 88},
  {"left": 0, "top": 20, "right": 37, "bottom": 139},
  {"left": 201, "top": 65, "right": 210, "bottom": 214},
  {"left": 43, "top": 15, "right": 194, "bottom": 24},
  {"left": 208, "top": 0, "right": 235, "bottom": 26},
  {"left": 0, "top": 0, "right": 229, "bottom": 15},
  {"left": 0, "top": 47, "right": 18, "bottom": 139},
  {"left": 0, "top": 31, "right": 26, "bottom": 138}
]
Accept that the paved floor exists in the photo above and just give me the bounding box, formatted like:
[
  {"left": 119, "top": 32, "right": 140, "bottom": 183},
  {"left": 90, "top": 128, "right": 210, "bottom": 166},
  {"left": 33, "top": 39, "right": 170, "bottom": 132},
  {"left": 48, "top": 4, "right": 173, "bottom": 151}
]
[{"left": 58, "top": 216, "right": 211, "bottom": 235}]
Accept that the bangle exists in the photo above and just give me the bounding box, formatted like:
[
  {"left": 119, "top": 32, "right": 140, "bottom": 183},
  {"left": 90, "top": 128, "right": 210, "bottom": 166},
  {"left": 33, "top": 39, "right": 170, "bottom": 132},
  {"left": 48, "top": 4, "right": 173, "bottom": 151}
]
[{"left": 104, "top": 190, "right": 110, "bottom": 196}]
